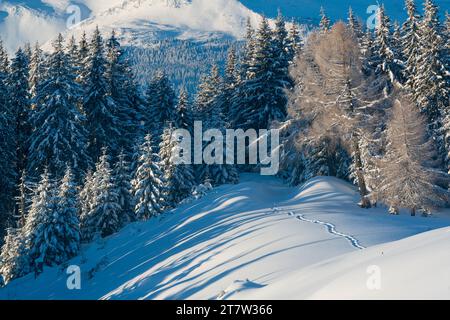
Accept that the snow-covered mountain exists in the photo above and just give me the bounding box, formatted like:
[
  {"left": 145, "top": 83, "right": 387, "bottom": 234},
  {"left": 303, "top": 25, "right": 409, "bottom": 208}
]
[
  {"left": 1, "top": 0, "right": 448, "bottom": 53},
  {"left": 62, "top": 0, "right": 263, "bottom": 47},
  {"left": 1, "top": 174, "right": 450, "bottom": 299},
  {"left": 0, "top": 0, "right": 263, "bottom": 53}
]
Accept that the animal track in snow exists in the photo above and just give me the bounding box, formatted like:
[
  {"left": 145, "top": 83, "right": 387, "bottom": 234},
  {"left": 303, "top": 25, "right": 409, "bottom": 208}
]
[{"left": 289, "top": 211, "right": 365, "bottom": 250}]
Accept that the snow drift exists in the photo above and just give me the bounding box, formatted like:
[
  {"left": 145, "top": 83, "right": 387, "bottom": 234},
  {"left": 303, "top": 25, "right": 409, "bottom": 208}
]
[{"left": 1, "top": 174, "right": 450, "bottom": 300}]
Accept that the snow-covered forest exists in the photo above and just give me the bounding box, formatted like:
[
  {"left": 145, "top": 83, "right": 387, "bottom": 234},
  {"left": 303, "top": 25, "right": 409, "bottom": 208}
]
[{"left": 0, "top": 0, "right": 449, "bottom": 290}]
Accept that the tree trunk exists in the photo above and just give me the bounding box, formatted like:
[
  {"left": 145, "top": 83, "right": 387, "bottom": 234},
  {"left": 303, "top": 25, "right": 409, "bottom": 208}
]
[{"left": 352, "top": 136, "right": 371, "bottom": 208}]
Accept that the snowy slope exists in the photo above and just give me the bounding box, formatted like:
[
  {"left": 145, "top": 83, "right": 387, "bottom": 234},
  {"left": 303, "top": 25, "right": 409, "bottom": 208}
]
[
  {"left": 1, "top": 174, "right": 450, "bottom": 300},
  {"left": 234, "top": 227, "right": 450, "bottom": 300},
  {"left": 58, "top": 0, "right": 263, "bottom": 47}
]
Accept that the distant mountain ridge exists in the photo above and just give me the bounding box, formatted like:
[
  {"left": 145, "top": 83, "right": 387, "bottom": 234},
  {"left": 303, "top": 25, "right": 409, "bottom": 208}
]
[{"left": 0, "top": 0, "right": 264, "bottom": 53}]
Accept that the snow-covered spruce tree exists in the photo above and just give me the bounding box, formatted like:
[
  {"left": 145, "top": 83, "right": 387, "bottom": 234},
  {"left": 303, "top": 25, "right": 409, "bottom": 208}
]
[
  {"left": 174, "top": 87, "right": 193, "bottom": 131},
  {"left": 105, "top": 31, "right": 140, "bottom": 155},
  {"left": 67, "top": 35, "right": 83, "bottom": 83},
  {"left": 42, "top": 166, "right": 81, "bottom": 266},
  {"left": 372, "top": 5, "right": 404, "bottom": 86},
  {"left": 415, "top": 0, "right": 449, "bottom": 169},
  {"left": 159, "top": 126, "right": 195, "bottom": 206},
  {"left": 77, "top": 31, "right": 89, "bottom": 81},
  {"left": 402, "top": 0, "right": 422, "bottom": 91},
  {"left": 83, "top": 27, "right": 120, "bottom": 161},
  {"left": 78, "top": 170, "right": 95, "bottom": 226},
  {"left": 15, "top": 169, "right": 35, "bottom": 228},
  {"left": 222, "top": 46, "right": 239, "bottom": 120},
  {"left": 28, "top": 43, "right": 45, "bottom": 100},
  {"left": 0, "top": 40, "right": 16, "bottom": 238},
  {"left": 286, "top": 21, "right": 302, "bottom": 62},
  {"left": 28, "top": 34, "right": 90, "bottom": 180},
  {"left": 22, "top": 169, "right": 57, "bottom": 274},
  {"left": 272, "top": 11, "right": 293, "bottom": 118},
  {"left": 392, "top": 21, "right": 405, "bottom": 66},
  {"left": 194, "top": 65, "right": 222, "bottom": 123},
  {"left": 377, "top": 96, "right": 450, "bottom": 216},
  {"left": 229, "top": 19, "right": 254, "bottom": 128},
  {"left": 361, "top": 28, "right": 375, "bottom": 72},
  {"left": 319, "top": 7, "right": 331, "bottom": 32},
  {"left": 23, "top": 43, "right": 32, "bottom": 63},
  {"left": 113, "top": 150, "right": 135, "bottom": 225},
  {"left": 201, "top": 69, "right": 240, "bottom": 185},
  {"left": 80, "top": 150, "right": 121, "bottom": 241},
  {"left": 348, "top": 6, "right": 363, "bottom": 40},
  {"left": 240, "top": 17, "right": 256, "bottom": 80},
  {"left": 131, "top": 134, "right": 166, "bottom": 220},
  {"left": 67, "top": 36, "right": 79, "bottom": 64},
  {"left": 7, "top": 48, "right": 30, "bottom": 188},
  {"left": 145, "top": 70, "right": 177, "bottom": 141},
  {"left": 233, "top": 17, "right": 288, "bottom": 130},
  {"left": 445, "top": 11, "right": 449, "bottom": 69},
  {"left": 0, "top": 228, "right": 30, "bottom": 284}
]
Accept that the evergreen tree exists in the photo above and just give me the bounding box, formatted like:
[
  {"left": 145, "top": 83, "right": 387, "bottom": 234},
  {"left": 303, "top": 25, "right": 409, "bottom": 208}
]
[
  {"left": 7, "top": 48, "right": 31, "bottom": 189},
  {"left": 392, "top": 21, "right": 405, "bottom": 64},
  {"left": 22, "top": 169, "right": 57, "bottom": 274},
  {"left": 0, "top": 40, "right": 16, "bottom": 238},
  {"left": 233, "top": 17, "right": 288, "bottom": 130},
  {"left": 131, "top": 134, "right": 166, "bottom": 220},
  {"left": 67, "top": 35, "right": 82, "bottom": 78},
  {"left": 28, "top": 43, "right": 45, "bottom": 99},
  {"left": 240, "top": 18, "right": 256, "bottom": 79},
  {"left": 83, "top": 27, "right": 121, "bottom": 161},
  {"left": 415, "top": 0, "right": 449, "bottom": 168},
  {"left": 159, "top": 126, "right": 195, "bottom": 206},
  {"left": 67, "top": 36, "right": 78, "bottom": 62},
  {"left": 15, "top": 169, "right": 34, "bottom": 228},
  {"left": 145, "top": 71, "right": 176, "bottom": 140},
  {"left": 348, "top": 6, "right": 363, "bottom": 40},
  {"left": 44, "top": 167, "right": 81, "bottom": 265},
  {"left": 272, "top": 11, "right": 292, "bottom": 120},
  {"left": 23, "top": 43, "right": 32, "bottom": 64},
  {"left": 230, "top": 19, "right": 255, "bottom": 128},
  {"left": 373, "top": 5, "right": 404, "bottom": 85},
  {"left": 223, "top": 47, "right": 239, "bottom": 119},
  {"left": 77, "top": 31, "right": 89, "bottom": 80},
  {"left": 113, "top": 150, "right": 135, "bottom": 225},
  {"left": 174, "top": 88, "right": 193, "bottom": 131},
  {"left": 444, "top": 11, "right": 450, "bottom": 80},
  {"left": 105, "top": 31, "right": 139, "bottom": 155},
  {"left": 402, "top": 0, "right": 421, "bottom": 91},
  {"left": 78, "top": 170, "right": 95, "bottom": 224},
  {"left": 80, "top": 150, "right": 121, "bottom": 241},
  {"left": 195, "top": 65, "right": 222, "bottom": 123},
  {"left": 197, "top": 71, "right": 240, "bottom": 185},
  {"left": 28, "top": 34, "right": 90, "bottom": 180},
  {"left": 286, "top": 21, "right": 302, "bottom": 61},
  {"left": 319, "top": 7, "right": 331, "bottom": 32},
  {"left": 0, "top": 228, "right": 29, "bottom": 284}
]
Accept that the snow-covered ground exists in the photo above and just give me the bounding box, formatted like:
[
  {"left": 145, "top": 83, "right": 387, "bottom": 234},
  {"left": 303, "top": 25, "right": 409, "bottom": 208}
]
[{"left": 1, "top": 174, "right": 450, "bottom": 300}]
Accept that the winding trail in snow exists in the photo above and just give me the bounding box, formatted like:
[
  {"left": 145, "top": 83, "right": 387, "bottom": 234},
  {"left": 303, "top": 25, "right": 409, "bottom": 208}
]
[{"left": 284, "top": 210, "right": 365, "bottom": 250}]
